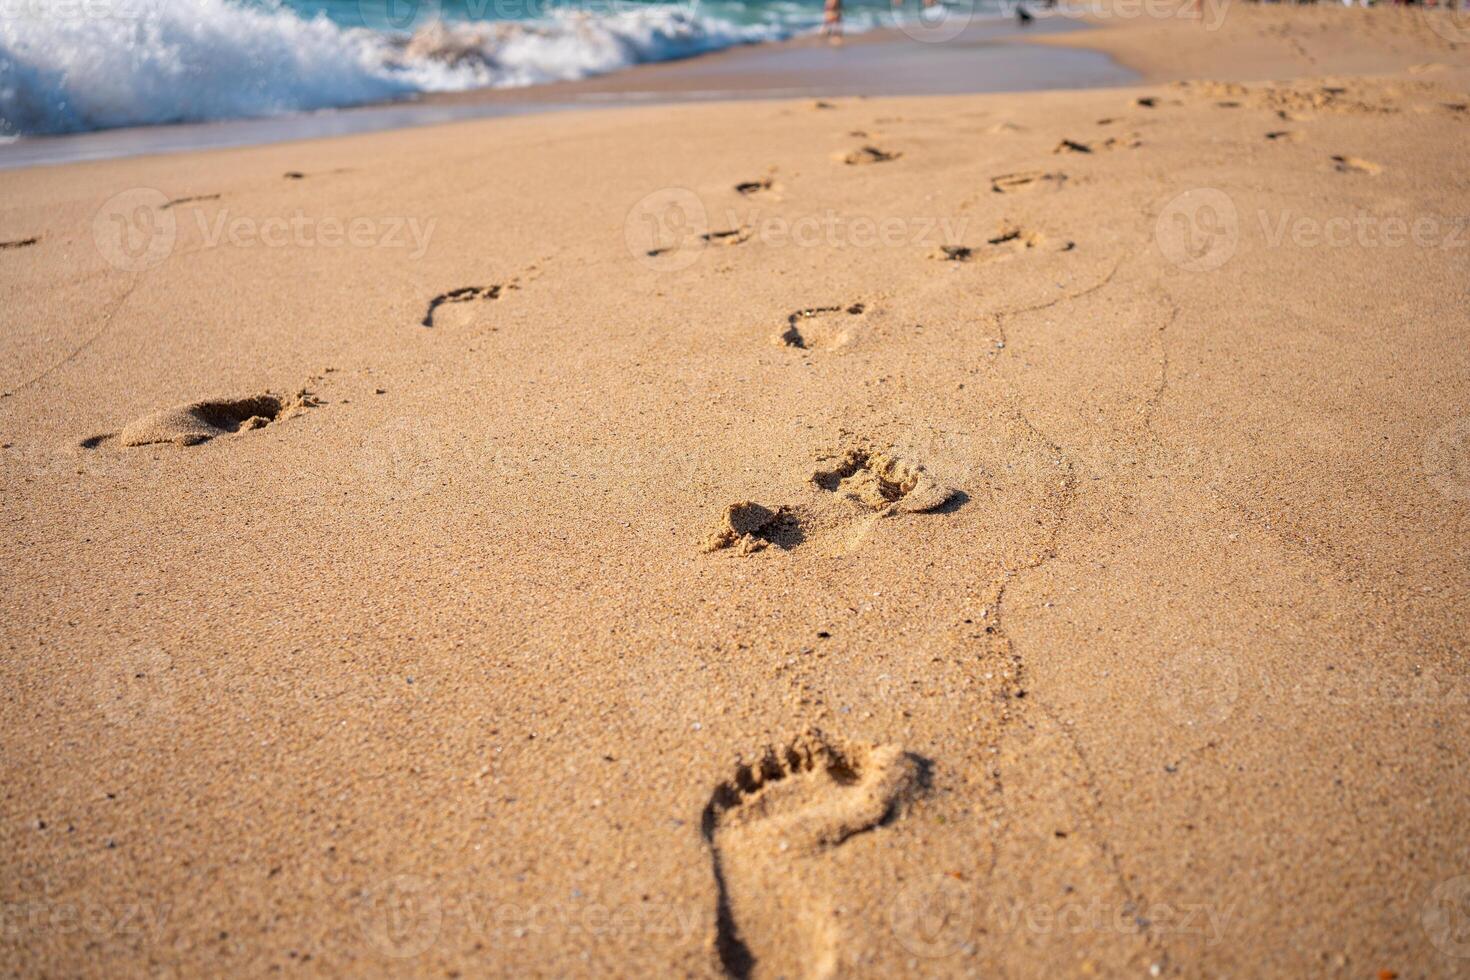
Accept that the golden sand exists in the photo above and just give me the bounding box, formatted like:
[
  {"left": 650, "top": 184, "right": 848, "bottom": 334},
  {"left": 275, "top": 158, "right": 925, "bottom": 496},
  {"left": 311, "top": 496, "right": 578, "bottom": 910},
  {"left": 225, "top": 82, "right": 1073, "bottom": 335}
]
[{"left": 2, "top": 4, "right": 1469, "bottom": 975}]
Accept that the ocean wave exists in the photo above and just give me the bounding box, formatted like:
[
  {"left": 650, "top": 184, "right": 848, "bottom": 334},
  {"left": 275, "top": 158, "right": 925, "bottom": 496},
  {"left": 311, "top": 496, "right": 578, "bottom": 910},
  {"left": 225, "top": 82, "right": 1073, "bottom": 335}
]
[{"left": 0, "top": 0, "right": 792, "bottom": 135}]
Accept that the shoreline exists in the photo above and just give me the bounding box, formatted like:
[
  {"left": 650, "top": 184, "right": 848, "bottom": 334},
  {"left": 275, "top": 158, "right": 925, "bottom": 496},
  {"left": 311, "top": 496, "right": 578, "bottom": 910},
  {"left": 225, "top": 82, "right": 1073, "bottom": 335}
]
[
  {"left": 0, "top": 16, "right": 1127, "bottom": 171},
  {"left": 5, "top": 0, "right": 1457, "bottom": 173}
]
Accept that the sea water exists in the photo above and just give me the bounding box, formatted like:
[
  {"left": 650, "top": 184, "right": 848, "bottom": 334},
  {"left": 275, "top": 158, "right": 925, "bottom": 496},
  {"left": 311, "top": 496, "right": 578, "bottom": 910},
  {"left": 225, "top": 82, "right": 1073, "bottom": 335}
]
[{"left": 0, "top": 0, "right": 1005, "bottom": 135}]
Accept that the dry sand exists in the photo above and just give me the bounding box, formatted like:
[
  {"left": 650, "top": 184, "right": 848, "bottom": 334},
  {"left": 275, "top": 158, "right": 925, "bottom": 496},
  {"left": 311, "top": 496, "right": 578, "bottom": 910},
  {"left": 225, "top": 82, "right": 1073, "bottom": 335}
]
[{"left": 2, "top": 3, "right": 1469, "bottom": 976}]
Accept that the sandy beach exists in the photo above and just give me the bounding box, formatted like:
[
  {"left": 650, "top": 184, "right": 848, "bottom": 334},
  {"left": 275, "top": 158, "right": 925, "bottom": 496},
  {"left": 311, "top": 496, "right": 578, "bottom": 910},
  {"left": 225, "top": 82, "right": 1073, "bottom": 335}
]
[{"left": 2, "top": 2, "right": 1469, "bottom": 976}]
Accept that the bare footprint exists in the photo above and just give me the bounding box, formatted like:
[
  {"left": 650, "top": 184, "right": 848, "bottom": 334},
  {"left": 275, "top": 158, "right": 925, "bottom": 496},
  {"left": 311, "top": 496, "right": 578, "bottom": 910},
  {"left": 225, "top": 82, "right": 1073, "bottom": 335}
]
[
  {"left": 990, "top": 171, "right": 1067, "bottom": 194},
  {"left": 930, "top": 244, "right": 973, "bottom": 262},
  {"left": 930, "top": 221, "right": 1067, "bottom": 264},
  {"left": 702, "top": 227, "right": 752, "bottom": 247},
  {"left": 647, "top": 228, "right": 751, "bottom": 259},
  {"left": 282, "top": 168, "right": 350, "bottom": 180},
  {"left": 777, "top": 304, "right": 865, "bottom": 351},
  {"left": 835, "top": 146, "right": 901, "bottom": 166},
  {"left": 703, "top": 501, "right": 803, "bottom": 554},
  {"left": 86, "top": 390, "right": 318, "bottom": 448},
  {"left": 810, "top": 447, "right": 956, "bottom": 514},
  {"left": 420, "top": 283, "right": 512, "bottom": 327},
  {"left": 1100, "top": 133, "right": 1142, "bottom": 150},
  {"left": 703, "top": 730, "right": 923, "bottom": 979},
  {"left": 160, "top": 193, "right": 221, "bottom": 210},
  {"left": 1331, "top": 154, "right": 1382, "bottom": 175},
  {"left": 703, "top": 442, "right": 960, "bottom": 558},
  {"left": 1055, "top": 135, "right": 1140, "bottom": 154}
]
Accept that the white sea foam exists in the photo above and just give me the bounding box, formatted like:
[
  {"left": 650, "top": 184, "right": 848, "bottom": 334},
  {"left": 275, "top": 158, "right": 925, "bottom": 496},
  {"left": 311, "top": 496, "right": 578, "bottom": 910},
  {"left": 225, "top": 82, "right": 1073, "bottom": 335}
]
[{"left": 0, "top": 0, "right": 794, "bottom": 135}]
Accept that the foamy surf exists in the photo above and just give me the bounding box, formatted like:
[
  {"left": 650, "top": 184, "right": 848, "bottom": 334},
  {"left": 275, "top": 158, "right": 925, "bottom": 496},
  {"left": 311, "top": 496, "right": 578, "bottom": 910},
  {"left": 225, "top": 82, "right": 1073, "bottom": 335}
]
[{"left": 0, "top": 0, "right": 799, "bottom": 135}]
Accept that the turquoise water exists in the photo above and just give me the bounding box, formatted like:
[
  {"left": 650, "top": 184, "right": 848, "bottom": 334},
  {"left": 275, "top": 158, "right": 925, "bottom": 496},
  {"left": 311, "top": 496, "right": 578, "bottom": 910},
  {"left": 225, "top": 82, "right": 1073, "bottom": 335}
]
[
  {"left": 0, "top": 0, "right": 1001, "bottom": 135},
  {"left": 276, "top": 0, "right": 914, "bottom": 32}
]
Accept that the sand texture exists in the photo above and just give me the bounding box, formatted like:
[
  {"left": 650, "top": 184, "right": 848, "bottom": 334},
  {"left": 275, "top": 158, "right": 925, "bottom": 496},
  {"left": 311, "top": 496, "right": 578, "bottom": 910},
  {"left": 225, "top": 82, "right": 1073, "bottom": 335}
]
[{"left": 2, "top": 4, "right": 1469, "bottom": 976}]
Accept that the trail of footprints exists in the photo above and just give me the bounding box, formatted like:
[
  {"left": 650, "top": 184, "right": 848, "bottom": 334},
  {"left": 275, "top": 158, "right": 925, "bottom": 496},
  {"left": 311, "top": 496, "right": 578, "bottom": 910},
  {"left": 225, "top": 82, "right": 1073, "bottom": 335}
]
[
  {"left": 692, "top": 86, "right": 1415, "bottom": 975},
  {"left": 56, "top": 84, "right": 1429, "bottom": 980}
]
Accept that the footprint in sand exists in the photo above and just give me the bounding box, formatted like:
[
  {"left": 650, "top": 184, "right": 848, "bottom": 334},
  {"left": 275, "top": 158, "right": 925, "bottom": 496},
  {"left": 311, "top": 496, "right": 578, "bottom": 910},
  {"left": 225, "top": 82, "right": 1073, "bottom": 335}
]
[
  {"left": 1054, "top": 134, "right": 1140, "bottom": 154},
  {"left": 930, "top": 220, "right": 1072, "bottom": 263},
  {"left": 734, "top": 176, "right": 776, "bottom": 197},
  {"left": 160, "top": 194, "right": 221, "bottom": 211},
  {"left": 931, "top": 244, "right": 974, "bottom": 262},
  {"left": 703, "top": 730, "right": 923, "bottom": 979},
  {"left": 810, "top": 447, "right": 956, "bottom": 515},
  {"left": 282, "top": 168, "right": 351, "bottom": 180},
  {"left": 702, "top": 444, "right": 958, "bottom": 557},
  {"left": 1, "top": 236, "right": 39, "bottom": 250},
  {"left": 646, "top": 228, "right": 751, "bottom": 259},
  {"left": 776, "top": 304, "right": 865, "bottom": 351},
  {"left": 1265, "top": 130, "right": 1304, "bottom": 142},
  {"left": 420, "top": 283, "right": 515, "bottom": 328},
  {"left": 703, "top": 501, "right": 803, "bottom": 554},
  {"left": 84, "top": 390, "right": 318, "bottom": 449},
  {"left": 990, "top": 171, "right": 1067, "bottom": 194},
  {"left": 1331, "top": 154, "right": 1382, "bottom": 175},
  {"left": 835, "top": 146, "right": 901, "bottom": 166},
  {"left": 702, "top": 227, "right": 752, "bottom": 246}
]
